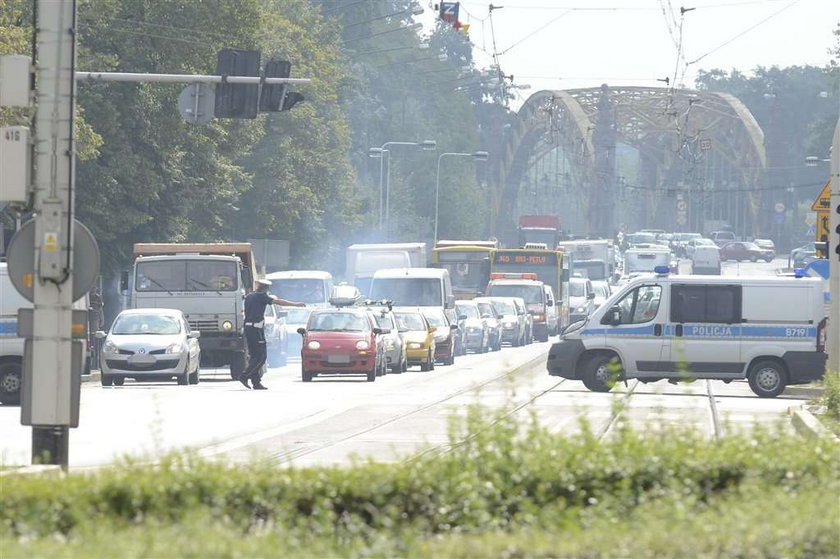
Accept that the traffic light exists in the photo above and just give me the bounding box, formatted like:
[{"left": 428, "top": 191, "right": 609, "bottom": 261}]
[
  {"left": 259, "top": 59, "right": 305, "bottom": 113},
  {"left": 816, "top": 240, "right": 828, "bottom": 259},
  {"left": 835, "top": 201, "right": 840, "bottom": 261},
  {"left": 214, "top": 49, "right": 260, "bottom": 119}
]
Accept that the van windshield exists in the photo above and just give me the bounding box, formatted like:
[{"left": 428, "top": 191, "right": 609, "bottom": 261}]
[
  {"left": 487, "top": 284, "right": 543, "bottom": 304},
  {"left": 574, "top": 261, "right": 606, "bottom": 280},
  {"left": 369, "top": 278, "right": 442, "bottom": 307},
  {"left": 270, "top": 278, "right": 327, "bottom": 304}
]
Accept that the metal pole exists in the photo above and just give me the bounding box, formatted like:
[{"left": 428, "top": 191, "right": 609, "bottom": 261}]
[
  {"left": 828, "top": 117, "right": 839, "bottom": 373},
  {"left": 384, "top": 150, "right": 391, "bottom": 238},
  {"left": 75, "top": 72, "right": 311, "bottom": 85},
  {"left": 377, "top": 151, "right": 385, "bottom": 230},
  {"left": 30, "top": 0, "right": 77, "bottom": 469},
  {"left": 434, "top": 154, "right": 444, "bottom": 243}
]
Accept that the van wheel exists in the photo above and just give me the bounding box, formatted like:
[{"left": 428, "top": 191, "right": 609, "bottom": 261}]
[
  {"left": 747, "top": 360, "right": 787, "bottom": 398},
  {"left": 113, "top": 376, "right": 125, "bottom": 386},
  {"left": 582, "top": 354, "right": 621, "bottom": 392},
  {"left": 101, "top": 374, "right": 114, "bottom": 387},
  {"left": 0, "top": 361, "right": 22, "bottom": 405}
]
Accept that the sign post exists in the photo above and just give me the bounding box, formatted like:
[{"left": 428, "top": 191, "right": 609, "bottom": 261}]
[{"left": 828, "top": 121, "right": 839, "bottom": 373}]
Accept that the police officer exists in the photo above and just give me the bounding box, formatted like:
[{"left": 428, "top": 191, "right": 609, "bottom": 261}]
[{"left": 241, "top": 279, "right": 304, "bottom": 390}]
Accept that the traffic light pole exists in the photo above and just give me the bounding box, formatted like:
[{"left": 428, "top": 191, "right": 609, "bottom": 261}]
[
  {"left": 30, "top": 0, "right": 77, "bottom": 468},
  {"left": 75, "top": 72, "right": 310, "bottom": 86},
  {"left": 828, "top": 118, "right": 839, "bottom": 373}
]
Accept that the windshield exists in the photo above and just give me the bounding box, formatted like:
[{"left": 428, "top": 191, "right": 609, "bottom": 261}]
[
  {"left": 574, "top": 261, "right": 606, "bottom": 280},
  {"left": 308, "top": 312, "right": 369, "bottom": 332},
  {"left": 441, "top": 262, "right": 487, "bottom": 291},
  {"left": 594, "top": 283, "right": 610, "bottom": 298},
  {"left": 112, "top": 314, "right": 181, "bottom": 335},
  {"left": 374, "top": 314, "right": 394, "bottom": 329},
  {"left": 477, "top": 303, "right": 495, "bottom": 317},
  {"left": 369, "top": 278, "right": 442, "bottom": 307},
  {"left": 570, "top": 281, "right": 587, "bottom": 297},
  {"left": 422, "top": 310, "right": 447, "bottom": 327},
  {"left": 270, "top": 279, "right": 326, "bottom": 304},
  {"left": 395, "top": 313, "right": 426, "bottom": 331},
  {"left": 491, "top": 300, "right": 515, "bottom": 315},
  {"left": 456, "top": 304, "right": 479, "bottom": 319},
  {"left": 136, "top": 260, "right": 239, "bottom": 292},
  {"left": 487, "top": 284, "right": 543, "bottom": 304},
  {"left": 285, "top": 308, "right": 312, "bottom": 324}
]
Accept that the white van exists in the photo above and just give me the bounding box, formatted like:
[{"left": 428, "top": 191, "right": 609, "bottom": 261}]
[
  {"left": 624, "top": 246, "right": 672, "bottom": 274},
  {"left": 264, "top": 270, "right": 333, "bottom": 308},
  {"left": 369, "top": 268, "right": 455, "bottom": 309},
  {"left": 691, "top": 245, "right": 721, "bottom": 275},
  {"left": 547, "top": 270, "right": 827, "bottom": 398}
]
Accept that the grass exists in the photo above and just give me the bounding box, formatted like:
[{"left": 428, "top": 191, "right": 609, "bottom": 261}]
[
  {"left": 814, "top": 369, "right": 840, "bottom": 436},
  {"left": 2, "top": 406, "right": 839, "bottom": 558}
]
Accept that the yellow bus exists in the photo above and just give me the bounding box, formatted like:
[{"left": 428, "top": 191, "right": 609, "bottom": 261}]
[
  {"left": 430, "top": 245, "right": 495, "bottom": 300},
  {"left": 490, "top": 248, "right": 570, "bottom": 333}
]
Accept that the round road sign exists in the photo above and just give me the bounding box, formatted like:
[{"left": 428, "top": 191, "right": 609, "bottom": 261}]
[
  {"left": 774, "top": 202, "right": 785, "bottom": 213},
  {"left": 6, "top": 219, "right": 100, "bottom": 303}
]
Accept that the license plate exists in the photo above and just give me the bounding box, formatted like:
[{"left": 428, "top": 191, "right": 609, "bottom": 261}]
[{"left": 327, "top": 354, "right": 351, "bottom": 364}]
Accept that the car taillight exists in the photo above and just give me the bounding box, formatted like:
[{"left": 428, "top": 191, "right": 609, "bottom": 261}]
[{"left": 817, "top": 318, "right": 827, "bottom": 353}]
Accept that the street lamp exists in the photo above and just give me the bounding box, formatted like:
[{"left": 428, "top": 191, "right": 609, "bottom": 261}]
[
  {"left": 434, "top": 151, "right": 490, "bottom": 242},
  {"left": 369, "top": 140, "right": 437, "bottom": 233}
]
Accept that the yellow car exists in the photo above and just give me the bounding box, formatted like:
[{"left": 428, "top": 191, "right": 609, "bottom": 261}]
[{"left": 394, "top": 309, "right": 436, "bottom": 371}]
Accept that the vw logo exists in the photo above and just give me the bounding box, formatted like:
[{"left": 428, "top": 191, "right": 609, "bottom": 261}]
[{"left": 138, "top": 348, "right": 146, "bottom": 354}]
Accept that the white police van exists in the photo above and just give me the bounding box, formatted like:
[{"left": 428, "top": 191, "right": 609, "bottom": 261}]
[
  {"left": 1, "top": 263, "right": 28, "bottom": 405},
  {"left": 547, "top": 267, "right": 827, "bottom": 398}
]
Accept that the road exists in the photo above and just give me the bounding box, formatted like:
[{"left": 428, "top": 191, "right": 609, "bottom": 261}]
[{"left": 0, "top": 257, "right": 811, "bottom": 469}]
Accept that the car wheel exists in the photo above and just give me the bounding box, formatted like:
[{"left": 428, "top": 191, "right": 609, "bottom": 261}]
[
  {"left": 302, "top": 369, "right": 314, "bottom": 382},
  {"left": 177, "top": 369, "right": 189, "bottom": 385},
  {"left": 189, "top": 358, "right": 200, "bottom": 385},
  {"left": 750, "top": 255, "right": 757, "bottom": 262},
  {"left": 366, "top": 367, "right": 376, "bottom": 382},
  {"left": 582, "top": 354, "right": 621, "bottom": 393},
  {"left": 229, "top": 352, "right": 246, "bottom": 380},
  {"left": 0, "top": 361, "right": 23, "bottom": 405},
  {"left": 113, "top": 376, "right": 125, "bottom": 387},
  {"left": 765, "top": 257, "right": 773, "bottom": 263},
  {"left": 747, "top": 359, "right": 787, "bottom": 398},
  {"left": 101, "top": 373, "right": 114, "bottom": 387}
]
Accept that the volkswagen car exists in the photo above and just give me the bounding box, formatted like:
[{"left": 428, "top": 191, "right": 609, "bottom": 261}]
[{"left": 97, "top": 308, "right": 201, "bottom": 386}]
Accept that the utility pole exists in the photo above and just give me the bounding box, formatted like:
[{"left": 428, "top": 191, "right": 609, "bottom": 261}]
[
  {"left": 30, "top": 0, "right": 78, "bottom": 467},
  {"left": 828, "top": 118, "right": 839, "bottom": 373}
]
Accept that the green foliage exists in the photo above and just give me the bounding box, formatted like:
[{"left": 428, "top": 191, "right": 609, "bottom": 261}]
[
  {"left": 2, "top": 407, "right": 838, "bottom": 557},
  {"left": 821, "top": 369, "right": 840, "bottom": 421}
]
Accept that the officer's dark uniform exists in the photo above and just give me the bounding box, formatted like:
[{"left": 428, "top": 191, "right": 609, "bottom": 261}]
[{"left": 242, "top": 290, "right": 272, "bottom": 389}]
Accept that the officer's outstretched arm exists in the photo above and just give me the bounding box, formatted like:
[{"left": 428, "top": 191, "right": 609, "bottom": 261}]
[{"left": 271, "top": 296, "right": 305, "bottom": 307}]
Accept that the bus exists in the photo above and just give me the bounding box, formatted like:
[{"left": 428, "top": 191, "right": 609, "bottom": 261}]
[
  {"left": 430, "top": 245, "right": 495, "bottom": 300},
  {"left": 490, "top": 248, "right": 571, "bottom": 331}
]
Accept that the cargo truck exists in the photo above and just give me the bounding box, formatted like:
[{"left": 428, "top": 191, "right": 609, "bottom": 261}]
[
  {"left": 345, "top": 243, "right": 427, "bottom": 296},
  {"left": 517, "top": 215, "right": 561, "bottom": 249},
  {"left": 556, "top": 240, "right": 616, "bottom": 282},
  {"left": 126, "top": 243, "right": 257, "bottom": 379}
]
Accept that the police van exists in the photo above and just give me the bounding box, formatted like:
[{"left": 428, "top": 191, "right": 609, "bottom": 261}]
[{"left": 547, "top": 267, "right": 827, "bottom": 397}]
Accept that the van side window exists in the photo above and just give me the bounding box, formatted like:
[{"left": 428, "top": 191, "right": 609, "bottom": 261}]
[
  {"left": 671, "top": 285, "right": 741, "bottom": 323},
  {"left": 614, "top": 285, "right": 662, "bottom": 325}
]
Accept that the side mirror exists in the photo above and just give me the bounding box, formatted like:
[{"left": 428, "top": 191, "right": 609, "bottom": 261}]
[
  {"left": 377, "top": 328, "right": 391, "bottom": 335},
  {"left": 188, "top": 331, "right": 201, "bottom": 339},
  {"left": 587, "top": 292, "right": 595, "bottom": 300},
  {"left": 119, "top": 271, "right": 129, "bottom": 293},
  {"left": 602, "top": 306, "right": 621, "bottom": 326},
  {"left": 94, "top": 330, "right": 107, "bottom": 339},
  {"left": 450, "top": 324, "right": 459, "bottom": 331},
  {"left": 429, "top": 326, "right": 437, "bottom": 333},
  {"left": 296, "top": 327, "right": 306, "bottom": 336},
  {"left": 372, "top": 327, "right": 383, "bottom": 335},
  {"left": 546, "top": 300, "right": 554, "bottom": 307},
  {"left": 458, "top": 314, "right": 468, "bottom": 321}
]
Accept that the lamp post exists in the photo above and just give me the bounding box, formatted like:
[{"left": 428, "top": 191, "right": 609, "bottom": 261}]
[
  {"left": 369, "top": 140, "right": 436, "bottom": 235},
  {"left": 434, "top": 151, "right": 490, "bottom": 243}
]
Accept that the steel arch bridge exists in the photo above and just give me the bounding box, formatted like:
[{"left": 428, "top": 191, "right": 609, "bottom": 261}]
[{"left": 490, "top": 85, "right": 766, "bottom": 243}]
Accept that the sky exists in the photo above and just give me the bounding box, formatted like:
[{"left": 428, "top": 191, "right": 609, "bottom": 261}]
[{"left": 419, "top": 0, "right": 838, "bottom": 107}]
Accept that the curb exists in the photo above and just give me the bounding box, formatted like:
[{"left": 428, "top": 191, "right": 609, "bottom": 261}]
[
  {"left": 783, "top": 385, "right": 823, "bottom": 399},
  {"left": 81, "top": 370, "right": 101, "bottom": 384},
  {"left": 0, "top": 464, "right": 63, "bottom": 478},
  {"left": 789, "top": 405, "right": 835, "bottom": 440}
]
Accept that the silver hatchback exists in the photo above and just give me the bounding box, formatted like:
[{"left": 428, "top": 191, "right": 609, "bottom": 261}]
[{"left": 97, "top": 308, "right": 201, "bottom": 386}]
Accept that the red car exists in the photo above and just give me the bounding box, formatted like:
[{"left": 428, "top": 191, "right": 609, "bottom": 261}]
[
  {"left": 297, "top": 308, "right": 388, "bottom": 382},
  {"left": 719, "top": 241, "right": 774, "bottom": 263}
]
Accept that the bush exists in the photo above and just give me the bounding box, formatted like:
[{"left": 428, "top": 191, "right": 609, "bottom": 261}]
[
  {"left": 2, "top": 407, "right": 838, "bottom": 558},
  {"left": 821, "top": 369, "right": 840, "bottom": 420}
]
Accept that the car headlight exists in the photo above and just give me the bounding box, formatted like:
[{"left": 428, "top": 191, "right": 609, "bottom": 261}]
[
  {"left": 408, "top": 342, "right": 423, "bottom": 349},
  {"left": 503, "top": 320, "right": 516, "bottom": 327},
  {"left": 221, "top": 320, "right": 233, "bottom": 331},
  {"left": 383, "top": 339, "right": 394, "bottom": 350},
  {"left": 307, "top": 341, "right": 321, "bottom": 350},
  {"left": 575, "top": 306, "right": 587, "bottom": 314},
  {"left": 102, "top": 341, "right": 118, "bottom": 354},
  {"left": 534, "top": 314, "right": 545, "bottom": 322},
  {"left": 356, "top": 340, "right": 370, "bottom": 350},
  {"left": 165, "top": 342, "right": 184, "bottom": 354}
]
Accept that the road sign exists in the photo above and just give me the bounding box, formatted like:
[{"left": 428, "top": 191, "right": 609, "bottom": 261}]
[
  {"left": 805, "top": 212, "right": 817, "bottom": 226},
  {"left": 817, "top": 211, "right": 830, "bottom": 242},
  {"left": 6, "top": 219, "right": 100, "bottom": 303},
  {"left": 811, "top": 181, "right": 831, "bottom": 211},
  {"left": 178, "top": 83, "right": 215, "bottom": 125},
  {"left": 676, "top": 200, "right": 687, "bottom": 211},
  {"left": 774, "top": 202, "right": 785, "bottom": 213},
  {"left": 700, "top": 138, "right": 712, "bottom": 151},
  {"left": 676, "top": 214, "right": 687, "bottom": 226}
]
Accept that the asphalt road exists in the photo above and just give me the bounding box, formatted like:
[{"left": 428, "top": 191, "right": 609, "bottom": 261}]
[{"left": 0, "top": 257, "right": 811, "bottom": 469}]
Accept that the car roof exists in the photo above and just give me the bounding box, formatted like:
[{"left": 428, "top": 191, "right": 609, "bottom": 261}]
[
  {"left": 265, "top": 270, "right": 332, "bottom": 280},
  {"left": 372, "top": 267, "right": 447, "bottom": 279},
  {"left": 117, "top": 308, "right": 184, "bottom": 317}
]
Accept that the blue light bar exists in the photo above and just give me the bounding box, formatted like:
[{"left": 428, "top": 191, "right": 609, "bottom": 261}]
[
  {"left": 793, "top": 268, "right": 805, "bottom": 278},
  {"left": 654, "top": 266, "right": 670, "bottom": 275}
]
